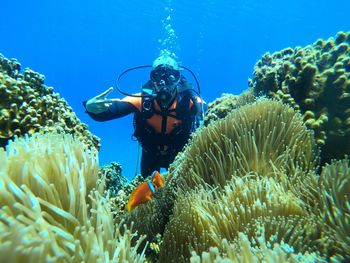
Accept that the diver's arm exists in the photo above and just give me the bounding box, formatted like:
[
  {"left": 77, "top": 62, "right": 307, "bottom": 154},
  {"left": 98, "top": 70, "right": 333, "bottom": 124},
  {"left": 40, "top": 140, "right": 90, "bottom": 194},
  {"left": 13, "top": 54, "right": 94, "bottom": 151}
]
[
  {"left": 83, "top": 87, "right": 140, "bottom": 121},
  {"left": 83, "top": 99, "right": 138, "bottom": 121}
]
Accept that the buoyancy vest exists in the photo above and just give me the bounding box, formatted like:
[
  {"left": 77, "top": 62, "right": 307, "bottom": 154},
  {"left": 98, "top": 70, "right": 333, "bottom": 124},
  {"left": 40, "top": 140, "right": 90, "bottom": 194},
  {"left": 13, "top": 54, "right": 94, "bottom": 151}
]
[{"left": 133, "top": 78, "right": 201, "bottom": 155}]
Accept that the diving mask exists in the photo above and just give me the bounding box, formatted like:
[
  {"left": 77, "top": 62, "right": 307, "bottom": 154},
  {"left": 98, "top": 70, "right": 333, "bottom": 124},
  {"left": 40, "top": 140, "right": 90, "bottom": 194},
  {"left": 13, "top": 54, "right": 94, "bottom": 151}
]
[{"left": 150, "top": 65, "right": 181, "bottom": 87}]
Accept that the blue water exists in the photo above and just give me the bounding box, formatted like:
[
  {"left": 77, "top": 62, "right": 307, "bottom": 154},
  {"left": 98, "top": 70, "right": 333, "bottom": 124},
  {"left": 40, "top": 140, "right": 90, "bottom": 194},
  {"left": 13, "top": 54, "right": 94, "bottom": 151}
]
[{"left": 1, "top": 0, "right": 349, "bottom": 180}]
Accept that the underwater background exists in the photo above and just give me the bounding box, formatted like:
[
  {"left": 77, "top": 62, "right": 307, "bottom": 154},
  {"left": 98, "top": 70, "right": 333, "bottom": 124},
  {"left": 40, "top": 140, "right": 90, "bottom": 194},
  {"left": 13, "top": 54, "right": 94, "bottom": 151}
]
[
  {"left": 2, "top": 0, "right": 350, "bottom": 262},
  {"left": 1, "top": 0, "right": 349, "bottom": 179}
]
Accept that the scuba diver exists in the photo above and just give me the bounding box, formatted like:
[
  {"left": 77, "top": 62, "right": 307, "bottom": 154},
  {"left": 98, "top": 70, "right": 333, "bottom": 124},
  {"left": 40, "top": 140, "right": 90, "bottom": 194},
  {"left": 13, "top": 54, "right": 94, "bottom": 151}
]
[{"left": 84, "top": 55, "right": 206, "bottom": 178}]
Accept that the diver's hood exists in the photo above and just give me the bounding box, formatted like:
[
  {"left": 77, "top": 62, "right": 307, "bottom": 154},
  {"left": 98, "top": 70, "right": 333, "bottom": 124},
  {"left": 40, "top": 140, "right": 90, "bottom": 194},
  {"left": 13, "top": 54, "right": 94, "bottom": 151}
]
[
  {"left": 151, "top": 64, "right": 181, "bottom": 88},
  {"left": 152, "top": 55, "right": 179, "bottom": 70}
]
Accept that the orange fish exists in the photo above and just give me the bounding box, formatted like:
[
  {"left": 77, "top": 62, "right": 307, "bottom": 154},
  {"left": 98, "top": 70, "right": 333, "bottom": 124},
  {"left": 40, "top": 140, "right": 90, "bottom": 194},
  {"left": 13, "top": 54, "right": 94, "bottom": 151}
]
[{"left": 126, "top": 171, "right": 164, "bottom": 212}]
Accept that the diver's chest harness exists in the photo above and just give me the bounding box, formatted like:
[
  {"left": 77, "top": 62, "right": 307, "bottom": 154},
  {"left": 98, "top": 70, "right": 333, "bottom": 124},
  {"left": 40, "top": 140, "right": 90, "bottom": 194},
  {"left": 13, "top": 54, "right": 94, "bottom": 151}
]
[{"left": 133, "top": 82, "right": 198, "bottom": 155}]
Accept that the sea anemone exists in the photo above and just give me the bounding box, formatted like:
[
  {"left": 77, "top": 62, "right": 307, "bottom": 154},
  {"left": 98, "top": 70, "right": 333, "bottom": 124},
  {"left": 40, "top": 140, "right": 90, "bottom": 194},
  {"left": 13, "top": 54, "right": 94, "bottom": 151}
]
[{"left": 0, "top": 133, "right": 146, "bottom": 262}]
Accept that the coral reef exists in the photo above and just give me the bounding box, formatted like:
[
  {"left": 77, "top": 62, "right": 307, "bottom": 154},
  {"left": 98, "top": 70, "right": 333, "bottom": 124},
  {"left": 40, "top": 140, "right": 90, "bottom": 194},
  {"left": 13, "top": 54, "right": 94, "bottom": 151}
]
[
  {"left": 248, "top": 31, "right": 350, "bottom": 164},
  {"left": 168, "top": 99, "right": 318, "bottom": 190},
  {"left": 2, "top": 31, "right": 350, "bottom": 263},
  {"left": 99, "top": 162, "right": 128, "bottom": 197},
  {"left": 317, "top": 158, "right": 350, "bottom": 261},
  {"left": 154, "top": 99, "right": 348, "bottom": 262},
  {"left": 160, "top": 174, "right": 323, "bottom": 262},
  {"left": 0, "top": 53, "right": 100, "bottom": 150},
  {"left": 0, "top": 132, "right": 146, "bottom": 262},
  {"left": 204, "top": 88, "right": 256, "bottom": 125},
  {"left": 125, "top": 99, "right": 326, "bottom": 262}
]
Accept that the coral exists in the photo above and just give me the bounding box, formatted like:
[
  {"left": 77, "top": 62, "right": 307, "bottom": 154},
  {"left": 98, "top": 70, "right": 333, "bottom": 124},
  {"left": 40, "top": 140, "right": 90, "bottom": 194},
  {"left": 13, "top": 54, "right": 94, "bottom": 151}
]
[
  {"left": 0, "top": 133, "right": 146, "bottom": 262},
  {"left": 0, "top": 53, "right": 100, "bottom": 150},
  {"left": 204, "top": 88, "right": 256, "bottom": 126},
  {"left": 99, "top": 162, "right": 128, "bottom": 197},
  {"left": 167, "top": 99, "right": 318, "bottom": 190},
  {"left": 249, "top": 31, "right": 350, "bottom": 164},
  {"left": 160, "top": 177, "right": 321, "bottom": 262}
]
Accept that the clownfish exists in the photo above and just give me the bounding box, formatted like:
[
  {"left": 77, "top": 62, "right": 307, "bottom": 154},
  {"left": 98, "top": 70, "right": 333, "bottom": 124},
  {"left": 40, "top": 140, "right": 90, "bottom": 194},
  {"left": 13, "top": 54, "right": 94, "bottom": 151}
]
[{"left": 126, "top": 171, "right": 164, "bottom": 212}]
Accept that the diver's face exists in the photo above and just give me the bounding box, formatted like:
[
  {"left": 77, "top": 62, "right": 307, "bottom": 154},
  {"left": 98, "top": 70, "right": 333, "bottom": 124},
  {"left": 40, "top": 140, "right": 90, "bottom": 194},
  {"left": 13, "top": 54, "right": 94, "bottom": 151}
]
[
  {"left": 151, "top": 65, "right": 180, "bottom": 109},
  {"left": 150, "top": 66, "right": 180, "bottom": 87}
]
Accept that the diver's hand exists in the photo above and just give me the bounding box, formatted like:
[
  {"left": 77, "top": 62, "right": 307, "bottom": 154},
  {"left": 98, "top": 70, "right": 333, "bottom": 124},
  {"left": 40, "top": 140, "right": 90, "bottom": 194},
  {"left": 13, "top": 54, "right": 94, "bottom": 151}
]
[{"left": 86, "top": 87, "right": 116, "bottom": 114}]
